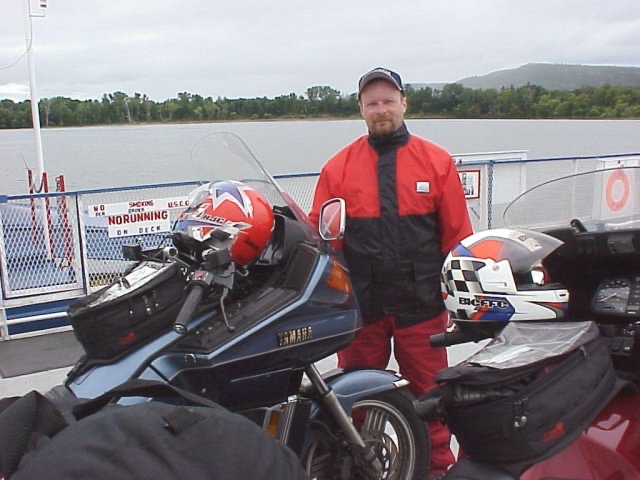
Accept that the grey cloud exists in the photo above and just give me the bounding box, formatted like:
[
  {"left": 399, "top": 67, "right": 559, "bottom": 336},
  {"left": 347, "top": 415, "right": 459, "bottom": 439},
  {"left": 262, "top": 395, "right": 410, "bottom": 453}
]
[{"left": 1, "top": 0, "right": 639, "bottom": 101}]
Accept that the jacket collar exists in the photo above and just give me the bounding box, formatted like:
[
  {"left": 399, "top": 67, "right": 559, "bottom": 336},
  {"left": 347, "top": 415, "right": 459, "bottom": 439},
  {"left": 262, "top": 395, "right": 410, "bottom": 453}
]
[{"left": 368, "top": 122, "right": 410, "bottom": 154}]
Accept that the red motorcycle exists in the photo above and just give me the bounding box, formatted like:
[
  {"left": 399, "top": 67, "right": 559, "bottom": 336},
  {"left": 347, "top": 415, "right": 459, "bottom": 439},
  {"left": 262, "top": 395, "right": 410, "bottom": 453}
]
[{"left": 416, "top": 166, "right": 640, "bottom": 479}]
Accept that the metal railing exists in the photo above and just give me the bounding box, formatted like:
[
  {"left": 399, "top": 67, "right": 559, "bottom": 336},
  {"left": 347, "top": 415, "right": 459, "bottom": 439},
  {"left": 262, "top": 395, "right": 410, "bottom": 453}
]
[{"left": 2, "top": 151, "right": 640, "bottom": 339}]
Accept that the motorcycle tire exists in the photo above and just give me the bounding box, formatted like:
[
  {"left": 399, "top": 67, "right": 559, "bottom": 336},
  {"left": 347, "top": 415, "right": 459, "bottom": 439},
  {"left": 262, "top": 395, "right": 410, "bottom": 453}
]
[{"left": 303, "top": 388, "right": 430, "bottom": 480}]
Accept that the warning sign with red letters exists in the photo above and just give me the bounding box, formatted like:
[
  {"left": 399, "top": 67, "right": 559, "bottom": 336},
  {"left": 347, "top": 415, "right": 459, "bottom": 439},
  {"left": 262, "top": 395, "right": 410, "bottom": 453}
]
[{"left": 86, "top": 196, "right": 190, "bottom": 238}]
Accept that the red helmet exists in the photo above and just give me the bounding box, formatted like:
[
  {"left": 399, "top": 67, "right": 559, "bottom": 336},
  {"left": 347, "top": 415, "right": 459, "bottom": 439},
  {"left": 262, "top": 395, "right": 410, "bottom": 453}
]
[{"left": 173, "top": 181, "right": 274, "bottom": 266}]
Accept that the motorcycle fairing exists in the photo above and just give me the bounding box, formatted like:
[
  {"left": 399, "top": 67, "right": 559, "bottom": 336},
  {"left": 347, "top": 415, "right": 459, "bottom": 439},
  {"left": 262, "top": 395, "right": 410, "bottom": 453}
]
[
  {"left": 69, "top": 241, "right": 361, "bottom": 410},
  {"left": 520, "top": 383, "right": 640, "bottom": 479}
]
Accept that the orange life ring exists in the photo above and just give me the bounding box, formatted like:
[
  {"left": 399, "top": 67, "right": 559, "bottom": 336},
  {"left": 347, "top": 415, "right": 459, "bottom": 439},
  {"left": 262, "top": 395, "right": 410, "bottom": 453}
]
[{"left": 605, "top": 169, "right": 630, "bottom": 212}]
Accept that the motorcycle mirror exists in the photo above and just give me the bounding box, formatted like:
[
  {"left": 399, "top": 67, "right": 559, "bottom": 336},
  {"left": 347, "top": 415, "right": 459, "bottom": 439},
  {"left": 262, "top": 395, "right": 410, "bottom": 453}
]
[
  {"left": 121, "top": 243, "right": 143, "bottom": 261},
  {"left": 319, "top": 198, "right": 346, "bottom": 241},
  {"left": 203, "top": 248, "right": 232, "bottom": 269}
]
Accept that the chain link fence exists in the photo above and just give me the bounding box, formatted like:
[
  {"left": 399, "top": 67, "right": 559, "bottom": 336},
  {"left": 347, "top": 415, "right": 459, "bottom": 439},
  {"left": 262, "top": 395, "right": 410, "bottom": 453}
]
[
  {"left": 78, "top": 182, "right": 200, "bottom": 288},
  {"left": 0, "top": 194, "right": 83, "bottom": 297},
  {"left": 3, "top": 153, "right": 640, "bottom": 338}
]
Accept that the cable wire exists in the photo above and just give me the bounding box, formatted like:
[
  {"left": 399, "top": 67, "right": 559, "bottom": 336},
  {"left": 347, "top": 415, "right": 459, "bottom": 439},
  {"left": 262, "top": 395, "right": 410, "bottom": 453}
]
[{"left": 0, "top": 3, "right": 34, "bottom": 72}]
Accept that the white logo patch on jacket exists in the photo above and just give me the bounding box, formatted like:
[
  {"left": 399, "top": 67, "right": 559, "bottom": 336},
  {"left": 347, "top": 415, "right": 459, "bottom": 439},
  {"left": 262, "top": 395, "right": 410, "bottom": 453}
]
[{"left": 416, "top": 181, "right": 430, "bottom": 193}]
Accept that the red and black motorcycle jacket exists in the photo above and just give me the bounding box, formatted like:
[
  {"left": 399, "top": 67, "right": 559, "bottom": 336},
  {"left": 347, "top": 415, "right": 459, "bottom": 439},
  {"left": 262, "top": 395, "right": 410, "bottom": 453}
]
[{"left": 310, "top": 124, "right": 473, "bottom": 327}]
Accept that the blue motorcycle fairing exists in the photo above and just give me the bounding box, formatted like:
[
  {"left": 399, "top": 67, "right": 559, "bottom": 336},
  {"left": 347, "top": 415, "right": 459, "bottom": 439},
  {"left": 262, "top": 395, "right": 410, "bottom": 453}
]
[
  {"left": 67, "top": 245, "right": 361, "bottom": 406},
  {"left": 67, "top": 323, "right": 199, "bottom": 399}
]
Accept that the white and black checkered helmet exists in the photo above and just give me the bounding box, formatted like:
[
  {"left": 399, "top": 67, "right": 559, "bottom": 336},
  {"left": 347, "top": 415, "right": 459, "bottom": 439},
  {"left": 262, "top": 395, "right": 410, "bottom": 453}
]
[{"left": 441, "top": 228, "right": 569, "bottom": 323}]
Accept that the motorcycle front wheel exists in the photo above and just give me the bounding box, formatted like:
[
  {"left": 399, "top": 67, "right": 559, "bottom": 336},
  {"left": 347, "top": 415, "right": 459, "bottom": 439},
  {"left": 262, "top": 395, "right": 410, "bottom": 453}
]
[{"left": 303, "top": 388, "right": 430, "bottom": 480}]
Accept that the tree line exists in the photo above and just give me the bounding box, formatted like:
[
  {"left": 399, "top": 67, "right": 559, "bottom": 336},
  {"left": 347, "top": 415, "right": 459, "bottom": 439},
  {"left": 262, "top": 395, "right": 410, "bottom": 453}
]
[{"left": 1, "top": 83, "right": 639, "bottom": 129}]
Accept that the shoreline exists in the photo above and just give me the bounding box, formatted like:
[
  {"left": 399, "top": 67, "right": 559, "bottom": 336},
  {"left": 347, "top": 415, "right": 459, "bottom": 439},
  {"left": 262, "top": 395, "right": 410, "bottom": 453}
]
[{"left": 2, "top": 115, "right": 640, "bottom": 132}]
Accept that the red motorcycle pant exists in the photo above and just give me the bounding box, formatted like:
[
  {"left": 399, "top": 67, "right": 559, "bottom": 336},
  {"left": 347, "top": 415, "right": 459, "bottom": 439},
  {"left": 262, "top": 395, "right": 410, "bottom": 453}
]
[{"left": 337, "top": 311, "right": 455, "bottom": 474}]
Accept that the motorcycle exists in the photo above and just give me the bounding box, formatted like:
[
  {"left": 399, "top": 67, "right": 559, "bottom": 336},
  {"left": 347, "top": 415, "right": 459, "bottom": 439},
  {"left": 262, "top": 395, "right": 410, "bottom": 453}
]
[
  {"left": 415, "top": 165, "right": 640, "bottom": 479},
  {"left": 52, "top": 132, "right": 429, "bottom": 480}
]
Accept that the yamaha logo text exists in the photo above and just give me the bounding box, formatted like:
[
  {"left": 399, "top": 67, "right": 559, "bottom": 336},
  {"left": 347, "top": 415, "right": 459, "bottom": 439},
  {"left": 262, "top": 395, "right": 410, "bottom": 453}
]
[{"left": 277, "top": 327, "right": 313, "bottom": 347}]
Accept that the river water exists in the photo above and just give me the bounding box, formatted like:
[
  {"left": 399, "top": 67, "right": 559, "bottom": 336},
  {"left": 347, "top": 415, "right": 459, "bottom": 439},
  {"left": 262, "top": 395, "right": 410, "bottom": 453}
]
[
  {"left": 1, "top": 119, "right": 640, "bottom": 195},
  {"left": 2, "top": 118, "right": 636, "bottom": 395}
]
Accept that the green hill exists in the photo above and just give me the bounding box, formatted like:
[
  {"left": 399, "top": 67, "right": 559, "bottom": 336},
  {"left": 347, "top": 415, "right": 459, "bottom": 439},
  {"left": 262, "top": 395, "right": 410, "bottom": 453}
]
[{"left": 455, "top": 63, "right": 640, "bottom": 91}]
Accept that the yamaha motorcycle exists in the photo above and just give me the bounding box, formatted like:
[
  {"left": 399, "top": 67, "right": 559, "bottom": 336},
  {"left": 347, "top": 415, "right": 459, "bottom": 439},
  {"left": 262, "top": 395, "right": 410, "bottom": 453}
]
[
  {"left": 55, "top": 132, "right": 429, "bottom": 480},
  {"left": 415, "top": 165, "right": 640, "bottom": 479}
]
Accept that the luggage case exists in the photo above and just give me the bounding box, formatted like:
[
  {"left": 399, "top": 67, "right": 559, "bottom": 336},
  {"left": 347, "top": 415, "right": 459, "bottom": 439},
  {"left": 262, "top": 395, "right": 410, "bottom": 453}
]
[
  {"left": 435, "top": 321, "right": 620, "bottom": 464},
  {"left": 67, "top": 260, "right": 188, "bottom": 360}
]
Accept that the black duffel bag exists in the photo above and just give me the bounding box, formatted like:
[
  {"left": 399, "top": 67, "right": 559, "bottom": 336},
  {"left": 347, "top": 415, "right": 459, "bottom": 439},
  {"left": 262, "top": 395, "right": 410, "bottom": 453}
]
[
  {"left": 67, "top": 260, "right": 188, "bottom": 360},
  {"left": 0, "top": 379, "right": 309, "bottom": 480},
  {"left": 433, "top": 321, "right": 623, "bottom": 465}
]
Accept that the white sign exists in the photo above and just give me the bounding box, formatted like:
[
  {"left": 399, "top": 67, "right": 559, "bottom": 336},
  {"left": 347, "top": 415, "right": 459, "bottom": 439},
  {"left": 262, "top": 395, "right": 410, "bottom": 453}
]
[
  {"left": 459, "top": 170, "right": 480, "bottom": 199},
  {"left": 87, "top": 196, "right": 190, "bottom": 217},
  {"left": 107, "top": 210, "right": 171, "bottom": 238}
]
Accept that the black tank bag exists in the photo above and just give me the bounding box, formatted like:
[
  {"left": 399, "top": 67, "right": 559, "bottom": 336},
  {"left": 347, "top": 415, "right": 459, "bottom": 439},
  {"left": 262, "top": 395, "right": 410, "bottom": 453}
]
[
  {"left": 67, "top": 260, "right": 188, "bottom": 360},
  {"left": 435, "top": 321, "right": 621, "bottom": 464}
]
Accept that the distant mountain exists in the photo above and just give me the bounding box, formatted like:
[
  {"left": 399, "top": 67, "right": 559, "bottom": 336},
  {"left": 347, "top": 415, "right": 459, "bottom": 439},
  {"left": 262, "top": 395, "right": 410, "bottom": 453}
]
[
  {"left": 454, "top": 63, "right": 640, "bottom": 91},
  {"left": 405, "top": 82, "right": 447, "bottom": 92}
]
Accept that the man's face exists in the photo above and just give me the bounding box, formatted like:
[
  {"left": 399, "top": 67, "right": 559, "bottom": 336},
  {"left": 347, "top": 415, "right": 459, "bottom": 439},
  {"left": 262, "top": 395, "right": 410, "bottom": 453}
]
[{"left": 359, "top": 80, "right": 407, "bottom": 137}]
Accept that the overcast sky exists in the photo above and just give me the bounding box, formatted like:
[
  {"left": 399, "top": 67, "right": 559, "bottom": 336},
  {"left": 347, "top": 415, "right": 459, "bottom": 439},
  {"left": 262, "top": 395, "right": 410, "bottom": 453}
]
[{"left": 1, "top": 0, "right": 639, "bottom": 102}]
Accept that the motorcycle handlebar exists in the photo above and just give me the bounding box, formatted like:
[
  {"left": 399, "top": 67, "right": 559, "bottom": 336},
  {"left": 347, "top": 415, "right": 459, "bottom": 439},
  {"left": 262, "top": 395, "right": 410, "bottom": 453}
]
[
  {"left": 413, "top": 396, "right": 442, "bottom": 421},
  {"left": 430, "top": 329, "right": 493, "bottom": 348},
  {"left": 173, "top": 283, "right": 207, "bottom": 334}
]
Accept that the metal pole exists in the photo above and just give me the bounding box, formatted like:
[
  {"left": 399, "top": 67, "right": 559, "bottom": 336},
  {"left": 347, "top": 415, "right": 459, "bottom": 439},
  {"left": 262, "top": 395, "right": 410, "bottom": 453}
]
[
  {"left": 22, "top": 0, "right": 53, "bottom": 261},
  {"left": 22, "top": 0, "right": 45, "bottom": 187}
]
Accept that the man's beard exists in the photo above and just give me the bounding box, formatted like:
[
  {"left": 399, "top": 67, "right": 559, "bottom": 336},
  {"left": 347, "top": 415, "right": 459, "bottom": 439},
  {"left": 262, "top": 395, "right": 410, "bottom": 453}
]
[{"left": 369, "top": 119, "right": 397, "bottom": 137}]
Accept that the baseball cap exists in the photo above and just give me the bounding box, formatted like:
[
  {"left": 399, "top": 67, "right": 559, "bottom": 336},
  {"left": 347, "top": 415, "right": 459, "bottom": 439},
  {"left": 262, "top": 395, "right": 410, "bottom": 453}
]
[{"left": 358, "top": 67, "right": 404, "bottom": 97}]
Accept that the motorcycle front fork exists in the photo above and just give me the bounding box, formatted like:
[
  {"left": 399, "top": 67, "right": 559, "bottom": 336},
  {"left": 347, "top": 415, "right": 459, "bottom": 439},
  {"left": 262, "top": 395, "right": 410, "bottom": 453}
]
[
  {"left": 255, "top": 364, "right": 383, "bottom": 473},
  {"left": 304, "top": 364, "right": 382, "bottom": 472}
]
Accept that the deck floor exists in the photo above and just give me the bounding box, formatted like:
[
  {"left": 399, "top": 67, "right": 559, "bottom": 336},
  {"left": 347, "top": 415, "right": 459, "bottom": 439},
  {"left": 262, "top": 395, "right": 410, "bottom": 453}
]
[{"left": 0, "top": 331, "right": 83, "bottom": 379}]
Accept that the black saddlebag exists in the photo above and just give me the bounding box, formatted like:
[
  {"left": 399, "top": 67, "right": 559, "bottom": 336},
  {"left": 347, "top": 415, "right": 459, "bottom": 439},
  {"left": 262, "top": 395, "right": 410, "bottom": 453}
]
[
  {"left": 67, "top": 260, "right": 188, "bottom": 360},
  {"left": 435, "top": 321, "right": 620, "bottom": 464}
]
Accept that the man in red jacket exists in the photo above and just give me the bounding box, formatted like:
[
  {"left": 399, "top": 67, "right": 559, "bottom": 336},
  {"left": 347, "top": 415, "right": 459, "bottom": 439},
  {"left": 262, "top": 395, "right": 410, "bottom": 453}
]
[{"left": 309, "top": 67, "right": 473, "bottom": 478}]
